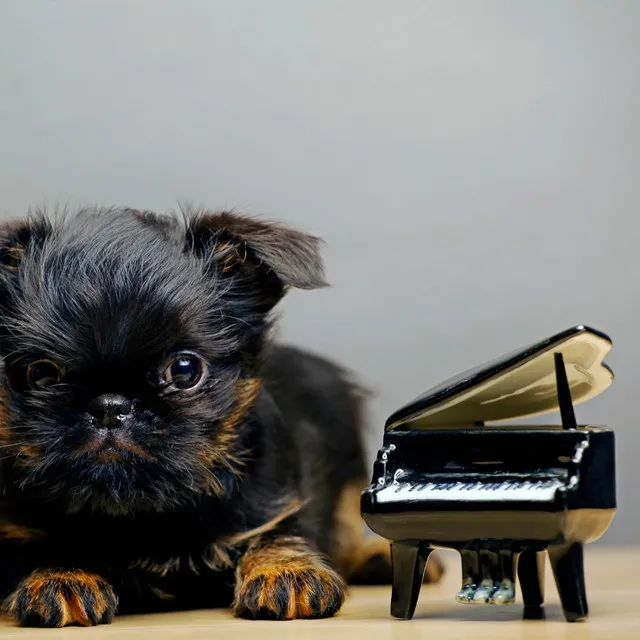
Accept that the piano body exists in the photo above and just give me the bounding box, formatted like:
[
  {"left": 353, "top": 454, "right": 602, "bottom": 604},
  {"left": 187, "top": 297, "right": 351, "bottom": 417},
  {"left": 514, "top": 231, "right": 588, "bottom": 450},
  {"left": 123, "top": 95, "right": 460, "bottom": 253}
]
[{"left": 361, "top": 326, "right": 616, "bottom": 622}]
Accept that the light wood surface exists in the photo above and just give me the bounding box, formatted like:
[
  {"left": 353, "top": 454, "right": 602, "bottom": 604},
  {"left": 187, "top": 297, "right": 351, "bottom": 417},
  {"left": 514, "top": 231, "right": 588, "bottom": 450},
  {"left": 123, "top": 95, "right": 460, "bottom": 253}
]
[{"left": 0, "top": 546, "right": 638, "bottom": 639}]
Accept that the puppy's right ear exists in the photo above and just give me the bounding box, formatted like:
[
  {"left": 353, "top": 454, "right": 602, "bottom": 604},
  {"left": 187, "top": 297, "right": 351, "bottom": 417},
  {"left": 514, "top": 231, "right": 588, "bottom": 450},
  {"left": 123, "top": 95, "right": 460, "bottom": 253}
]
[{"left": 184, "top": 210, "right": 327, "bottom": 314}]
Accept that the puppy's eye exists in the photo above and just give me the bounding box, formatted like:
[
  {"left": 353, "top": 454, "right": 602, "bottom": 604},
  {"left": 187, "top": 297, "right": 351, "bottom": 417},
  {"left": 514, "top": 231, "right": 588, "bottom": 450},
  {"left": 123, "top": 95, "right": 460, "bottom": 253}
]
[
  {"left": 162, "top": 353, "right": 206, "bottom": 391},
  {"left": 27, "top": 360, "right": 63, "bottom": 389}
]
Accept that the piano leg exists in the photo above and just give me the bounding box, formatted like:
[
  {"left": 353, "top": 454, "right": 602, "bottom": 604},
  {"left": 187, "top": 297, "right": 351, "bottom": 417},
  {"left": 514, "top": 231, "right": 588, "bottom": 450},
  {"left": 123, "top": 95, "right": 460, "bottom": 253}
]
[
  {"left": 490, "top": 548, "right": 516, "bottom": 604},
  {"left": 470, "top": 549, "right": 498, "bottom": 603},
  {"left": 548, "top": 542, "right": 588, "bottom": 622},
  {"left": 456, "top": 549, "right": 480, "bottom": 603},
  {"left": 518, "top": 549, "right": 546, "bottom": 613},
  {"left": 390, "top": 542, "right": 432, "bottom": 619}
]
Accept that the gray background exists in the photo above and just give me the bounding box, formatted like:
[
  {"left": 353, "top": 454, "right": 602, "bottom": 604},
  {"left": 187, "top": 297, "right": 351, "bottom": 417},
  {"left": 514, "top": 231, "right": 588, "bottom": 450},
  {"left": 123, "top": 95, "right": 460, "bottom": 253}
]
[{"left": 1, "top": 1, "right": 638, "bottom": 545}]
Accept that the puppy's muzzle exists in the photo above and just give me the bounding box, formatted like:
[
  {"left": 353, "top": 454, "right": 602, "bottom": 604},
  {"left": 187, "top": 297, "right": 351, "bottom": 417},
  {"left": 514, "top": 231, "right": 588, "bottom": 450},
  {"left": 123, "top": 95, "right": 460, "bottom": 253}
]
[{"left": 87, "top": 394, "right": 133, "bottom": 428}]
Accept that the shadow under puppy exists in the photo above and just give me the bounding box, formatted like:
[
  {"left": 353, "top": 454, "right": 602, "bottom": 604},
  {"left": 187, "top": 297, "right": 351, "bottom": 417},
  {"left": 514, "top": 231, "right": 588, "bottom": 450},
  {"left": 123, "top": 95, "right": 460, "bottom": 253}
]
[{"left": 0, "top": 207, "right": 442, "bottom": 627}]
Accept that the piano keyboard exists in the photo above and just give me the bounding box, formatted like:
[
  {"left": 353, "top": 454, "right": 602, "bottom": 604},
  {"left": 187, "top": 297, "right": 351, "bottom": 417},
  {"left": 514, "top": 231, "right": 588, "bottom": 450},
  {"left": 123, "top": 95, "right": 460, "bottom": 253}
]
[{"left": 376, "top": 479, "right": 564, "bottom": 503}]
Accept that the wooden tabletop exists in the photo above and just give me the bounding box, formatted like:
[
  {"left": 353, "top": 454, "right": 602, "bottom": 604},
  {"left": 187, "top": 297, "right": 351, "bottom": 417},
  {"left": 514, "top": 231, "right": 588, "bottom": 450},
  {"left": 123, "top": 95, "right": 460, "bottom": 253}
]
[{"left": 0, "top": 545, "right": 638, "bottom": 639}]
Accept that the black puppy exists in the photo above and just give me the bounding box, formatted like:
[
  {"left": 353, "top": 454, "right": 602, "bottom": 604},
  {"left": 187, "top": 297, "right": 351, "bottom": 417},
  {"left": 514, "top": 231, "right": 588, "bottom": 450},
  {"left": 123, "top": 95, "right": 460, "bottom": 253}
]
[{"left": 0, "top": 207, "right": 441, "bottom": 627}]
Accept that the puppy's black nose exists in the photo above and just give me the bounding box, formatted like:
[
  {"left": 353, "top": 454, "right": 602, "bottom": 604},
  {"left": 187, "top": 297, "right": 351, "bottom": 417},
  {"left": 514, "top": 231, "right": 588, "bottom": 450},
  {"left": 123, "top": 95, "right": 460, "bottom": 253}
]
[{"left": 87, "top": 394, "right": 132, "bottom": 428}]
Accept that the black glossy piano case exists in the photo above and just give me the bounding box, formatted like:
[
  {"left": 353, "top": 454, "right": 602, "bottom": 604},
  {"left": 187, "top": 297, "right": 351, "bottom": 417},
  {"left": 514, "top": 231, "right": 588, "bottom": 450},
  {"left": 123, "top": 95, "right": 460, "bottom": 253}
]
[{"left": 361, "top": 325, "right": 616, "bottom": 623}]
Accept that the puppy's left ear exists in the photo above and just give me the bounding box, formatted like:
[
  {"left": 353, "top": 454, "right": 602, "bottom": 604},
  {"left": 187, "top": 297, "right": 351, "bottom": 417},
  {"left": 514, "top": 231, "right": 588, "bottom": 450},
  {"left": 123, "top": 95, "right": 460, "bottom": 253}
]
[
  {"left": 0, "top": 220, "right": 41, "bottom": 271},
  {"left": 186, "top": 211, "right": 327, "bottom": 310},
  {"left": 0, "top": 217, "right": 51, "bottom": 276}
]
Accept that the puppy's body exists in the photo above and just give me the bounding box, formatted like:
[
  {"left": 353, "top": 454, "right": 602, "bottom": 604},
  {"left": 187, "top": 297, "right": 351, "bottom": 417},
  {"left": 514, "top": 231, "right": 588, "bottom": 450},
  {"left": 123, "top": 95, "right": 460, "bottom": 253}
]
[
  {"left": 0, "top": 207, "right": 440, "bottom": 627},
  {"left": 0, "top": 345, "right": 374, "bottom": 617}
]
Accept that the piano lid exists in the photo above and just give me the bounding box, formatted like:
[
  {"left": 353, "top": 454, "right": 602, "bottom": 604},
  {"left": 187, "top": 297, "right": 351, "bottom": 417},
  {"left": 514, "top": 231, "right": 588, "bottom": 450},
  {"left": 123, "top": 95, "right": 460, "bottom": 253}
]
[{"left": 386, "top": 325, "right": 613, "bottom": 430}]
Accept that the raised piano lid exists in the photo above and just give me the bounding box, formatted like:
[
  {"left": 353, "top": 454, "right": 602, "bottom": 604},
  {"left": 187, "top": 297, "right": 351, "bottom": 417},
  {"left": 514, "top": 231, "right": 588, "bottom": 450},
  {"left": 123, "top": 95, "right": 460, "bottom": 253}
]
[{"left": 385, "top": 325, "right": 613, "bottom": 430}]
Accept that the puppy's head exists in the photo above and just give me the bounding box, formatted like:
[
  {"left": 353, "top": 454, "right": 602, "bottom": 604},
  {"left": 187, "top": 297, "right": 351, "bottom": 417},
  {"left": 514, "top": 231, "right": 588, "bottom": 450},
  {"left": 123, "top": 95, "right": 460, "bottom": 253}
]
[{"left": 0, "top": 207, "right": 325, "bottom": 515}]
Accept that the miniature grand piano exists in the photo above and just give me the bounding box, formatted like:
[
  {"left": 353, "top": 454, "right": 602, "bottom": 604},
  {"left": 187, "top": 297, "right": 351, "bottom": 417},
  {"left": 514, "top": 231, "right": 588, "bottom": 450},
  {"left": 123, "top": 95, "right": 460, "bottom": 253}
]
[{"left": 361, "top": 325, "right": 616, "bottom": 622}]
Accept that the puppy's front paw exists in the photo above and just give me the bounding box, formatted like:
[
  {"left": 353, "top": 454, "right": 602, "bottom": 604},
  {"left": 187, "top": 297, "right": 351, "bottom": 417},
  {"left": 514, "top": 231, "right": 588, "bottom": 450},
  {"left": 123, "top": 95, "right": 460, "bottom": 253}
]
[
  {"left": 234, "top": 564, "right": 345, "bottom": 620},
  {"left": 234, "top": 537, "right": 345, "bottom": 620},
  {"left": 6, "top": 569, "right": 118, "bottom": 628}
]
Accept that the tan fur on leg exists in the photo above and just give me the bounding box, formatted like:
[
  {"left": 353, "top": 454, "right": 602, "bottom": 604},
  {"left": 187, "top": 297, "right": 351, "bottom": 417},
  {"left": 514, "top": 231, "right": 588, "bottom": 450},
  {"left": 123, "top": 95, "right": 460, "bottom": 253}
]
[
  {"left": 332, "top": 478, "right": 444, "bottom": 584},
  {"left": 233, "top": 536, "right": 345, "bottom": 620}
]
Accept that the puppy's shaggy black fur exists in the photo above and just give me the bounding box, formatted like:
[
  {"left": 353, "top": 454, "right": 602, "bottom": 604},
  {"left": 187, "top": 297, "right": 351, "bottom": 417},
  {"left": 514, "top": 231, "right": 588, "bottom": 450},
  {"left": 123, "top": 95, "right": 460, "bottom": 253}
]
[{"left": 0, "top": 207, "right": 441, "bottom": 627}]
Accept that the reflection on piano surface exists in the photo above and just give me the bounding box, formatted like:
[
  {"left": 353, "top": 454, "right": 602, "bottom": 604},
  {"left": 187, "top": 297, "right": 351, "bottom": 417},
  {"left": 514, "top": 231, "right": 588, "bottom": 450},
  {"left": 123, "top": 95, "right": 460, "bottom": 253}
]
[{"left": 361, "top": 326, "right": 616, "bottom": 623}]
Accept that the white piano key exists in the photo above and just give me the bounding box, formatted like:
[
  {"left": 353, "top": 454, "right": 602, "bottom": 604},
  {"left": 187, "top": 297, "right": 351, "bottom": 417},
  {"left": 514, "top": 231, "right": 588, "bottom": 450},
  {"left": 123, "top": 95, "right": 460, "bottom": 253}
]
[{"left": 377, "top": 479, "right": 563, "bottom": 503}]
